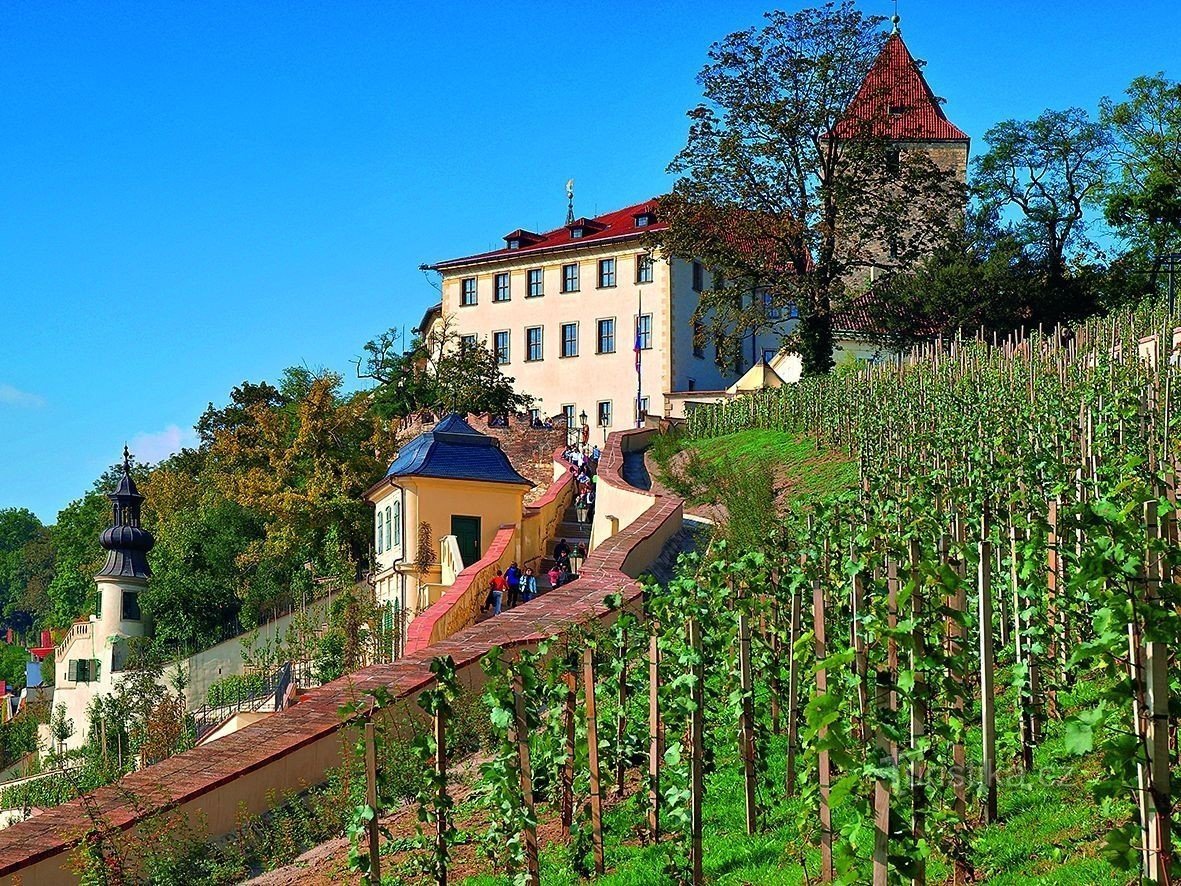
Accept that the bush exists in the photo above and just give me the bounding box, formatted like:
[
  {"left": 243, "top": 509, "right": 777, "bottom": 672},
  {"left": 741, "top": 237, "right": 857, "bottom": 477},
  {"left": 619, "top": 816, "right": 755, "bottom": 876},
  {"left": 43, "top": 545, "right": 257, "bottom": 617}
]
[{"left": 205, "top": 673, "right": 267, "bottom": 708}]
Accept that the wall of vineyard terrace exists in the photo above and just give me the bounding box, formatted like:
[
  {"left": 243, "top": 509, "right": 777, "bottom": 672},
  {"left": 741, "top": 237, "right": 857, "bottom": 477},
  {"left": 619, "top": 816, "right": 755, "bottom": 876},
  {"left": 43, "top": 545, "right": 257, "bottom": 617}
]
[{"left": 0, "top": 428, "right": 682, "bottom": 886}]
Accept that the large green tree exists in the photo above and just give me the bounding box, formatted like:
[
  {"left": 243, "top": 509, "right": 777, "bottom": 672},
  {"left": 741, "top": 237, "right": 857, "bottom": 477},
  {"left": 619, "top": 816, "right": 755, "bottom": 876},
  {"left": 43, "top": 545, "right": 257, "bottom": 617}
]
[
  {"left": 358, "top": 318, "right": 533, "bottom": 422},
  {"left": 1102, "top": 74, "right": 1181, "bottom": 297},
  {"left": 973, "top": 108, "right": 1112, "bottom": 315},
  {"left": 660, "top": 3, "right": 964, "bottom": 374},
  {"left": 0, "top": 509, "right": 45, "bottom": 630}
]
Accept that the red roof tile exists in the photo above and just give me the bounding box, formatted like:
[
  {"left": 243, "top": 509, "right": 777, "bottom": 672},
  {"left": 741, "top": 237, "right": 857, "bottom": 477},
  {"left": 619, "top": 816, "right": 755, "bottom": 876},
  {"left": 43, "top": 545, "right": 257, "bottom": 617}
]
[
  {"left": 834, "top": 33, "right": 968, "bottom": 142},
  {"left": 432, "top": 200, "right": 665, "bottom": 269}
]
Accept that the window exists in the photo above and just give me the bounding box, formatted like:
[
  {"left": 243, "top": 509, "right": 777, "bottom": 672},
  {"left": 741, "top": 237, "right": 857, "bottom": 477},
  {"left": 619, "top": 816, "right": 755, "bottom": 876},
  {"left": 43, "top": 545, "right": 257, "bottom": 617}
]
[
  {"left": 529, "top": 407, "right": 540, "bottom": 424},
  {"left": 460, "top": 333, "right": 477, "bottom": 351},
  {"left": 597, "top": 401, "right": 612, "bottom": 427},
  {"left": 392, "top": 501, "right": 401, "bottom": 548},
  {"left": 762, "top": 348, "right": 777, "bottom": 364},
  {"left": 494, "top": 272, "right": 510, "bottom": 302},
  {"left": 596, "top": 318, "right": 616, "bottom": 354},
  {"left": 376, "top": 510, "right": 384, "bottom": 555},
  {"left": 886, "top": 148, "right": 901, "bottom": 178},
  {"left": 692, "top": 261, "right": 704, "bottom": 292},
  {"left": 635, "top": 214, "right": 650, "bottom": 227},
  {"left": 636, "top": 397, "right": 649, "bottom": 420},
  {"left": 122, "top": 591, "right": 141, "bottom": 621},
  {"left": 493, "top": 330, "right": 510, "bottom": 364},
  {"left": 788, "top": 303, "right": 800, "bottom": 320},
  {"left": 571, "top": 227, "right": 584, "bottom": 238},
  {"left": 561, "top": 322, "right": 579, "bottom": 358},
  {"left": 526, "top": 326, "right": 543, "bottom": 362},
  {"left": 763, "top": 291, "right": 781, "bottom": 320},
  {"left": 385, "top": 505, "right": 392, "bottom": 551},
  {"left": 94, "top": 589, "right": 102, "bottom": 617},
  {"left": 597, "top": 258, "right": 616, "bottom": 288},
  {"left": 508, "top": 238, "right": 521, "bottom": 249},
  {"left": 527, "top": 268, "right": 543, "bottom": 297},
  {"left": 68, "top": 659, "right": 100, "bottom": 683},
  {"left": 460, "top": 277, "right": 477, "bottom": 306},
  {"left": 562, "top": 404, "right": 576, "bottom": 428},
  {"left": 562, "top": 263, "right": 580, "bottom": 292},
  {"left": 692, "top": 320, "right": 705, "bottom": 358},
  {"left": 636, "top": 253, "right": 654, "bottom": 284},
  {"left": 636, "top": 313, "right": 653, "bottom": 350}
]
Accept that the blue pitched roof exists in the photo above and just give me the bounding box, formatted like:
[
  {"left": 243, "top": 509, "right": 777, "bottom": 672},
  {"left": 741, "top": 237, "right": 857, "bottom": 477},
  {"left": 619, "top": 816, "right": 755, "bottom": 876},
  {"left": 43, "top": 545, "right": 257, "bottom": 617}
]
[{"left": 385, "top": 415, "right": 533, "bottom": 487}]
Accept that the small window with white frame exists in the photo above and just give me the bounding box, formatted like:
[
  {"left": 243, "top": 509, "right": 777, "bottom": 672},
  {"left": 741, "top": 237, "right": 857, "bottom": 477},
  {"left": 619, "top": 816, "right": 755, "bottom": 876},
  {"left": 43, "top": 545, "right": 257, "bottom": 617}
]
[
  {"left": 493, "top": 330, "right": 510, "bottom": 364},
  {"left": 562, "top": 263, "right": 580, "bottom": 293},
  {"left": 597, "top": 400, "right": 612, "bottom": 427},
  {"left": 636, "top": 253, "right": 654, "bottom": 284},
  {"left": 597, "top": 258, "right": 616, "bottom": 288},
  {"left": 460, "top": 333, "right": 478, "bottom": 351},
  {"left": 560, "top": 322, "right": 578, "bottom": 357},
  {"left": 526, "top": 325, "right": 543, "bottom": 362},
  {"left": 636, "top": 397, "right": 649, "bottom": 421},
  {"left": 596, "top": 318, "right": 616, "bottom": 354},
  {"left": 460, "top": 277, "right": 477, "bottom": 306},
  {"left": 527, "top": 268, "right": 543, "bottom": 297},
  {"left": 493, "top": 272, "right": 510, "bottom": 302}
]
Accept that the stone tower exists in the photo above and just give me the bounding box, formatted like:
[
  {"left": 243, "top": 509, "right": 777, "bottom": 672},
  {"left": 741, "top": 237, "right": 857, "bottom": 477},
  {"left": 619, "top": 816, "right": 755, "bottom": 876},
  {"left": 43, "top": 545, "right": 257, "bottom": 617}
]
[
  {"left": 94, "top": 446, "right": 155, "bottom": 656},
  {"left": 833, "top": 20, "right": 970, "bottom": 284}
]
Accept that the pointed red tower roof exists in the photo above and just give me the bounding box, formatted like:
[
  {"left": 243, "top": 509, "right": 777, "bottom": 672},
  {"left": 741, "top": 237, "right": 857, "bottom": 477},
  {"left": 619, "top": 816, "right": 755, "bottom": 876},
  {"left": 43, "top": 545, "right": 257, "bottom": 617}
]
[{"left": 834, "top": 31, "right": 968, "bottom": 142}]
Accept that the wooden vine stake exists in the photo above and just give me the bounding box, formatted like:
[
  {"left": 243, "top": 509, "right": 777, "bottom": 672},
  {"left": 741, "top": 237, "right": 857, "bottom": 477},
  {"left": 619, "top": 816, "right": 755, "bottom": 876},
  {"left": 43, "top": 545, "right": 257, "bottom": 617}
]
[
  {"left": 511, "top": 673, "right": 540, "bottom": 886},
  {"left": 582, "top": 648, "right": 605, "bottom": 875},
  {"left": 1010, "top": 520, "right": 1036, "bottom": 773},
  {"left": 434, "top": 700, "right": 448, "bottom": 886},
  {"left": 688, "top": 617, "right": 705, "bottom": 886},
  {"left": 978, "top": 505, "right": 998, "bottom": 823},
  {"left": 560, "top": 666, "right": 577, "bottom": 842},
  {"left": 363, "top": 721, "right": 381, "bottom": 885},
  {"left": 908, "top": 539, "right": 927, "bottom": 886},
  {"left": 737, "top": 581, "right": 758, "bottom": 835},
  {"left": 1045, "top": 499, "right": 1062, "bottom": 720},
  {"left": 872, "top": 669, "right": 892, "bottom": 886},
  {"left": 785, "top": 563, "right": 803, "bottom": 797},
  {"left": 1141, "top": 500, "right": 1172, "bottom": 883},
  {"left": 648, "top": 626, "right": 661, "bottom": 843},
  {"left": 851, "top": 545, "right": 870, "bottom": 743},
  {"left": 814, "top": 550, "right": 833, "bottom": 883},
  {"left": 615, "top": 634, "right": 627, "bottom": 800}
]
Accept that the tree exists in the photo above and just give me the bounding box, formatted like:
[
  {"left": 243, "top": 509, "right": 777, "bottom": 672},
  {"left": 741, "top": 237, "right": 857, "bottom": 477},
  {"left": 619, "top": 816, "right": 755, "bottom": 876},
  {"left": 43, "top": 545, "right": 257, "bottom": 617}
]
[
  {"left": 357, "top": 318, "right": 533, "bottom": 421},
  {"left": 973, "top": 108, "right": 1112, "bottom": 297},
  {"left": 660, "top": 3, "right": 964, "bottom": 374},
  {"left": 0, "top": 509, "right": 46, "bottom": 629},
  {"left": 45, "top": 492, "right": 109, "bottom": 626},
  {"left": 1102, "top": 74, "right": 1181, "bottom": 296}
]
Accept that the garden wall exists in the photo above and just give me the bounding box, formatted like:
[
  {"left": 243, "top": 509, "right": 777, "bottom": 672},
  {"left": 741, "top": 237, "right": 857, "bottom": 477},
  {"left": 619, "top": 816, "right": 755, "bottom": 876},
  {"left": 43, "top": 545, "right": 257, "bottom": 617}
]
[{"left": 0, "top": 428, "right": 681, "bottom": 886}]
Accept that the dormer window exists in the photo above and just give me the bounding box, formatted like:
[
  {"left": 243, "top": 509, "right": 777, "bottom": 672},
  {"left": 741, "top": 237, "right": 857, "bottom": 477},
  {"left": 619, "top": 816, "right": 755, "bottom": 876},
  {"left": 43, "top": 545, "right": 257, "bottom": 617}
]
[
  {"left": 571, "top": 227, "right": 584, "bottom": 239},
  {"left": 508, "top": 239, "right": 520, "bottom": 249},
  {"left": 502, "top": 229, "right": 543, "bottom": 250},
  {"left": 634, "top": 211, "right": 655, "bottom": 227},
  {"left": 890, "top": 104, "right": 906, "bottom": 116}
]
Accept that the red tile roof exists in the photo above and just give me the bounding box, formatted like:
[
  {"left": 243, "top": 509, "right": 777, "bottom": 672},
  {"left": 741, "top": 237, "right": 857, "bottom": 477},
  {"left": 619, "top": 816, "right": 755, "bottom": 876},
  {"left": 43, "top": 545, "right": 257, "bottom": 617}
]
[
  {"left": 833, "top": 32, "right": 968, "bottom": 142},
  {"left": 431, "top": 199, "right": 665, "bottom": 269}
]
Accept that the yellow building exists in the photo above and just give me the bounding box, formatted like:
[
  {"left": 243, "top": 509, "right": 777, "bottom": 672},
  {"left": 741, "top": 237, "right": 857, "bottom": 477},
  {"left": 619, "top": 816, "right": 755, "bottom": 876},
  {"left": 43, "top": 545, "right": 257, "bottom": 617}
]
[
  {"left": 426, "top": 200, "right": 786, "bottom": 434},
  {"left": 364, "top": 414, "right": 533, "bottom": 619}
]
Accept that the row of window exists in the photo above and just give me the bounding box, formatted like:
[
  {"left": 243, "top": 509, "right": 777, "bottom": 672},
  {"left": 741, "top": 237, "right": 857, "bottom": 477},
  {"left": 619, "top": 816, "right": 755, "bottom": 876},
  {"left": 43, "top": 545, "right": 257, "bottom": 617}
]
[
  {"left": 376, "top": 501, "right": 402, "bottom": 556},
  {"left": 557, "top": 398, "right": 650, "bottom": 429},
  {"left": 460, "top": 255, "right": 655, "bottom": 306},
  {"left": 464, "top": 315, "right": 654, "bottom": 364}
]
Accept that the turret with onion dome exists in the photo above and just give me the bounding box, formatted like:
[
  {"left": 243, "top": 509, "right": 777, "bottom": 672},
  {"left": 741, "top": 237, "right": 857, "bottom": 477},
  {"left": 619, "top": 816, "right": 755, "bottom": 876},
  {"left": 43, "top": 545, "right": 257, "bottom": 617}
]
[{"left": 97, "top": 446, "right": 155, "bottom": 581}]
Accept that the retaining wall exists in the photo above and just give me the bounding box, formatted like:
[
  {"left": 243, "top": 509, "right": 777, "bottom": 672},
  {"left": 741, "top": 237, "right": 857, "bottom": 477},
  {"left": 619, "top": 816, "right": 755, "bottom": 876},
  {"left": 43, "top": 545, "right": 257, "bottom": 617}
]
[{"left": 0, "top": 428, "right": 680, "bottom": 885}]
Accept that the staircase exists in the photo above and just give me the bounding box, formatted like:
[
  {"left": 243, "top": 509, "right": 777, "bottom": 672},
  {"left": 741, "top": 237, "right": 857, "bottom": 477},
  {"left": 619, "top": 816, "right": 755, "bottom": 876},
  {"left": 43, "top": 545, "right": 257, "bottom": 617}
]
[{"left": 535, "top": 497, "right": 593, "bottom": 592}]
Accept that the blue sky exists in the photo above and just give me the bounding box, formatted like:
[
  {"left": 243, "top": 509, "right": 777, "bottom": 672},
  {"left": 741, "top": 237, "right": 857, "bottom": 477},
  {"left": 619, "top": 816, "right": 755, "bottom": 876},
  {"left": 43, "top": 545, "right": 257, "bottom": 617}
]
[{"left": 1, "top": 0, "right": 1177, "bottom": 522}]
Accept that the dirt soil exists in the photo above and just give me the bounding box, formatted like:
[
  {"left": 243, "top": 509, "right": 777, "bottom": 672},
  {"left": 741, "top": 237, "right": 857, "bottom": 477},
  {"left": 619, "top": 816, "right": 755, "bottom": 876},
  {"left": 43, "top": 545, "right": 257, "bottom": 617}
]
[{"left": 246, "top": 755, "right": 650, "bottom": 885}]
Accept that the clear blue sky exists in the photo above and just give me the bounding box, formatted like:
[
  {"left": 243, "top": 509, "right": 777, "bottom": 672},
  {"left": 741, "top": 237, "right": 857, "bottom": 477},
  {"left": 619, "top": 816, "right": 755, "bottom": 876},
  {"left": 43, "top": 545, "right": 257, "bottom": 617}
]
[{"left": 1, "top": 0, "right": 1176, "bottom": 522}]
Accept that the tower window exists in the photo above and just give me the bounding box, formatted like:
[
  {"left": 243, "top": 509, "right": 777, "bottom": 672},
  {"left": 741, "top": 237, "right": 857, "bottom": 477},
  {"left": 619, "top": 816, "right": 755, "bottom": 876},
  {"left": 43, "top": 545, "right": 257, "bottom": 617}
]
[
  {"left": 886, "top": 148, "right": 901, "bottom": 178},
  {"left": 122, "top": 591, "right": 141, "bottom": 621}
]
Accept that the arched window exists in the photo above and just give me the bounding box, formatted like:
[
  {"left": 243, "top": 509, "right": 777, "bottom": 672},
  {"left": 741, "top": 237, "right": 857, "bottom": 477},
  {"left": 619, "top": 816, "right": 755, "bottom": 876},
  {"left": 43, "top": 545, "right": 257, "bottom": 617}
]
[
  {"left": 376, "top": 510, "right": 384, "bottom": 555},
  {"left": 392, "top": 501, "right": 402, "bottom": 548},
  {"left": 385, "top": 505, "right": 392, "bottom": 551}
]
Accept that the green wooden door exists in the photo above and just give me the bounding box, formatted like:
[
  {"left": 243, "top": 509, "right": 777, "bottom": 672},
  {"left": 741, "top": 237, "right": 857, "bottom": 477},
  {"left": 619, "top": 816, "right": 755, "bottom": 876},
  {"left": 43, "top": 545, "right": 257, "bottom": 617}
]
[{"left": 451, "top": 515, "right": 482, "bottom": 567}]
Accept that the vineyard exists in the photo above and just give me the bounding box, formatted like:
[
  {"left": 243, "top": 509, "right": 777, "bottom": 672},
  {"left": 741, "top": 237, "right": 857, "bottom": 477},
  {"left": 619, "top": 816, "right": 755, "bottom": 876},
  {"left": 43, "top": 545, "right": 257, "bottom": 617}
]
[{"left": 337, "top": 306, "right": 1181, "bottom": 886}]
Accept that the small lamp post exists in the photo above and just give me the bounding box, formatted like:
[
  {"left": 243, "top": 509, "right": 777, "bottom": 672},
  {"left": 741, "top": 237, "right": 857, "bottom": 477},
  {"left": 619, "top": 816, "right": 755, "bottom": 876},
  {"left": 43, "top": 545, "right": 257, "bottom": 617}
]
[{"left": 569, "top": 546, "right": 584, "bottom": 578}]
